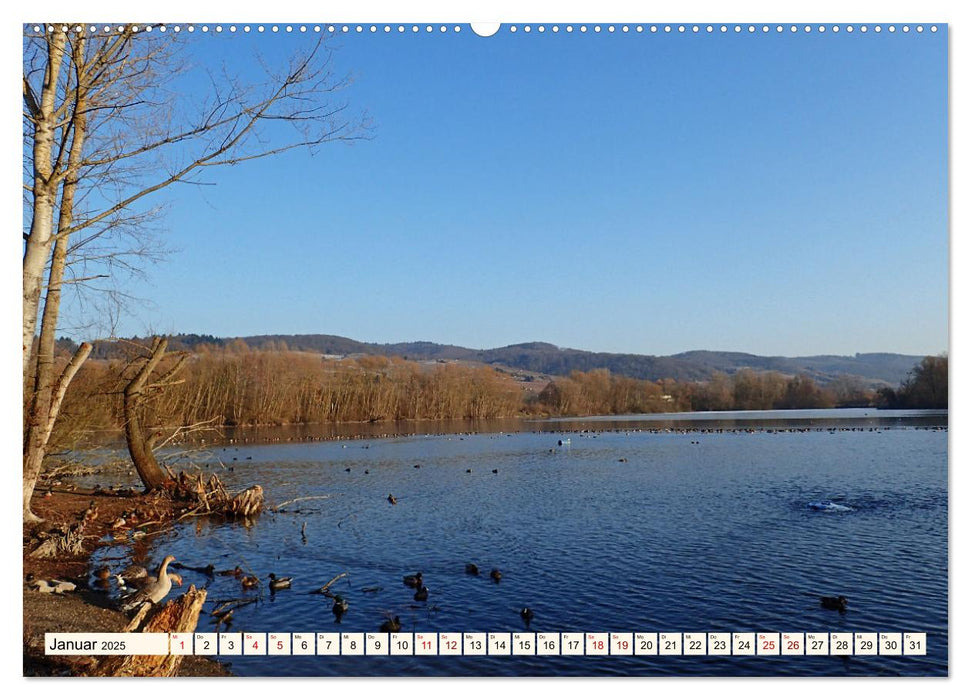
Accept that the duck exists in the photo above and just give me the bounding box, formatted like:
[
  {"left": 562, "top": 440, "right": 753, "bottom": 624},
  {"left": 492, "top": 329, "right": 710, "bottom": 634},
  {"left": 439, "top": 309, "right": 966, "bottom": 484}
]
[
  {"left": 520, "top": 607, "right": 534, "bottom": 627},
  {"left": 116, "top": 564, "right": 150, "bottom": 589},
  {"left": 465, "top": 563, "right": 480, "bottom": 576},
  {"left": 820, "top": 595, "right": 848, "bottom": 613},
  {"left": 94, "top": 565, "right": 111, "bottom": 580},
  {"left": 241, "top": 575, "right": 259, "bottom": 589},
  {"left": 413, "top": 586, "right": 429, "bottom": 602},
  {"left": 121, "top": 555, "right": 178, "bottom": 612},
  {"left": 402, "top": 572, "right": 422, "bottom": 588},
  {"left": 82, "top": 500, "right": 98, "bottom": 521},
  {"left": 380, "top": 615, "right": 402, "bottom": 633},
  {"left": 268, "top": 573, "right": 292, "bottom": 591},
  {"left": 218, "top": 566, "right": 243, "bottom": 577},
  {"left": 332, "top": 595, "right": 349, "bottom": 619},
  {"left": 490, "top": 568, "right": 502, "bottom": 583},
  {"left": 29, "top": 578, "right": 77, "bottom": 594},
  {"left": 387, "top": 494, "right": 397, "bottom": 505},
  {"left": 492, "top": 469, "right": 498, "bottom": 474}
]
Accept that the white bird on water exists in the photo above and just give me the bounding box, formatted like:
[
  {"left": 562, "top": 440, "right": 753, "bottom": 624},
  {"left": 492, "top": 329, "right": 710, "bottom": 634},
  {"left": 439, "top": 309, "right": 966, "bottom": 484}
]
[{"left": 121, "top": 555, "right": 179, "bottom": 612}]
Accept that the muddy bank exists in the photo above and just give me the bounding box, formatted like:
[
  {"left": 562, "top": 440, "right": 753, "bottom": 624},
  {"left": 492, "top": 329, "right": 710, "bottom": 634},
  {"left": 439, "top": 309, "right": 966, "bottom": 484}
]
[{"left": 23, "top": 488, "right": 231, "bottom": 677}]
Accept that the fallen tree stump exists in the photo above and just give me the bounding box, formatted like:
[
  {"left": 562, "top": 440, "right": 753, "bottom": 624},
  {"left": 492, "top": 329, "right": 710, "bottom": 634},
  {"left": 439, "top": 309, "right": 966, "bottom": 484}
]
[
  {"left": 91, "top": 585, "right": 207, "bottom": 677},
  {"left": 29, "top": 523, "right": 85, "bottom": 559},
  {"left": 171, "top": 472, "right": 263, "bottom": 517},
  {"left": 224, "top": 484, "right": 264, "bottom": 517}
]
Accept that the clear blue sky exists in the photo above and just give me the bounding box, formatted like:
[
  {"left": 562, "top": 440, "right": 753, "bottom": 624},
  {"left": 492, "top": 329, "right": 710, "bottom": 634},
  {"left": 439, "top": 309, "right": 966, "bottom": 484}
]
[{"left": 69, "top": 24, "right": 948, "bottom": 357}]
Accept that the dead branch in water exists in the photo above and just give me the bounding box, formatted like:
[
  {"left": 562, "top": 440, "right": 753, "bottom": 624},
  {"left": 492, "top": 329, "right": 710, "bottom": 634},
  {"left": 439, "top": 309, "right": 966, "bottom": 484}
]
[{"left": 272, "top": 494, "right": 333, "bottom": 511}]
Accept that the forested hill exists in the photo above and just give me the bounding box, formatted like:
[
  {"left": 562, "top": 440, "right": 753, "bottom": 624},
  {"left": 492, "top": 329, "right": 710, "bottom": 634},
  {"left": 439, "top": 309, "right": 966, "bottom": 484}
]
[{"left": 81, "top": 333, "right": 927, "bottom": 388}]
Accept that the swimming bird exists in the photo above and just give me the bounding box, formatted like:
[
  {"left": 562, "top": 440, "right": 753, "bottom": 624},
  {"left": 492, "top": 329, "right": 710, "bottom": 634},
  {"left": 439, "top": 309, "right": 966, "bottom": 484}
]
[
  {"left": 414, "top": 585, "right": 429, "bottom": 602},
  {"left": 269, "top": 573, "right": 292, "bottom": 591},
  {"left": 380, "top": 615, "right": 402, "bottom": 633},
  {"left": 492, "top": 469, "right": 498, "bottom": 474},
  {"left": 387, "top": 494, "right": 397, "bottom": 505},
  {"left": 218, "top": 566, "right": 244, "bottom": 577},
  {"left": 94, "top": 565, "right": 111, "bottom": 580},
  {"left": 403, "top": 572, "right": 422, "bottom": 588},
  {"left": 241, "top": 575, "right": 259, "bottom": 589},
  {"left": 121, "top": 555, "right": 178, "bottom": 612},
  {"left": 820, "top": 595, "right": 848, "bottom": 613},
  {"left": 332, "top": 595, "right": 349, "bottom": 620},
  {"left": 490, "top": 568, "right": 502, "bottom": 583},
  {"left": 466, "top": 469, "right": 472, "bottom": 473},
  {"left": 520, "top": 607, "right": 534, "bottom": 627},
  {"left": 465, "top": 563, "right": 480, "bottom": 576}
]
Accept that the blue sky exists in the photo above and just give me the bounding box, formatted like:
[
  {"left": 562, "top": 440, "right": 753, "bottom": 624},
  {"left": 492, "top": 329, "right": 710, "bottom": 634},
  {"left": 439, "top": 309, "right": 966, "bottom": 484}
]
[{"left": 61, "top": 23, "right": 947, "bottom": 357}]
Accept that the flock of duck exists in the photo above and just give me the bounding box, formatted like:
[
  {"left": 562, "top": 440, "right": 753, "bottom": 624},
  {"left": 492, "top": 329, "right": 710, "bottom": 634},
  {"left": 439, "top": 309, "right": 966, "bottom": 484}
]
[
  {"left": 90, "top": 554, "right": 536, "bottom": 632},
  {"left": 90, "top": 554, "right": 849, "bottom": 633},
  {"left": 196, "top": 422, "right": 944, "bottom": 451},
  {"left": 77, "top": 424, "right": 884, "bottom": 632}
]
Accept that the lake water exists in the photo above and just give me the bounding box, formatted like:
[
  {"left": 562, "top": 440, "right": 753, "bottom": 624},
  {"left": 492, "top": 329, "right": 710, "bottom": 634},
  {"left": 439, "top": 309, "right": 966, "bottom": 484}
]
[{"left": 89, "top": 410, "right": 948, "bottom": 676}]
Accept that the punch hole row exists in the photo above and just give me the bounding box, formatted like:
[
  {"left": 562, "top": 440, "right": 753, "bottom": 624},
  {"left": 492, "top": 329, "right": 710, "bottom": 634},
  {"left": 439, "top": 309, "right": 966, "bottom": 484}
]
[{"left": 29, "top": 24, "right": 940, "bottom": 35}]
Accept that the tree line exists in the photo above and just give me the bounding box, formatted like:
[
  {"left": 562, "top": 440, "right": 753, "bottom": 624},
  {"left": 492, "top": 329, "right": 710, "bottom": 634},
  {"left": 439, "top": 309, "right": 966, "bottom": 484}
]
[{"left": 41, "top": 343, "right": 946, "bottom": 450}]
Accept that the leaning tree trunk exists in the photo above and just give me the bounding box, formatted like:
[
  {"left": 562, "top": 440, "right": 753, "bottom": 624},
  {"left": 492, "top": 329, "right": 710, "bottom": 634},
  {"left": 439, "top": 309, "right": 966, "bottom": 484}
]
[{"left": 124, "top": 337, "right": 187, "bottom": 492}]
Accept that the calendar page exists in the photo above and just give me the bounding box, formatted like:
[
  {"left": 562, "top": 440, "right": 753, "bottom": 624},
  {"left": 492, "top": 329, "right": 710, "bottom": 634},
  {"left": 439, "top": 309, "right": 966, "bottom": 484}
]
[{"left": 21, "top": 4, "right": 948, "bottom": 681}]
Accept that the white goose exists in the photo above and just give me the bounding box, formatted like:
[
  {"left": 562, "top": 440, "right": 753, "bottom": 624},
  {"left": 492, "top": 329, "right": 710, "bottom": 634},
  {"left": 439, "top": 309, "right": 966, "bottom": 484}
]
[{"left": 121, "top": 555, "right": 178, "bottom": 612}]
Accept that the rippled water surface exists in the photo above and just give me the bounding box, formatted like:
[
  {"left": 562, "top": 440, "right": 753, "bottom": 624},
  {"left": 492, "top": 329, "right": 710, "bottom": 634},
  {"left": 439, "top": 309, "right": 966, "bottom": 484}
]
[{"left": 93, "top": 411, "right": 948, "bottom": 676}]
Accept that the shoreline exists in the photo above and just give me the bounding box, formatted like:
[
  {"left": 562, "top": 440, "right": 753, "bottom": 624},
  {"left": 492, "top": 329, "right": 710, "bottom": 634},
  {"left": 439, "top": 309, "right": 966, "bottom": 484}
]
[
  {"left": 67, "top": 407, "right": 949, "bottom": 447},
  {"left": 22, "top": 489, "right": 231, "bottom": 677}
]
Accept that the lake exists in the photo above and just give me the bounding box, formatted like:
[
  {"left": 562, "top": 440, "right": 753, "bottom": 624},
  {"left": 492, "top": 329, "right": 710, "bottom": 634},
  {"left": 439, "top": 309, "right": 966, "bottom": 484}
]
[{"left": 89, "top": 409, "right": 948, "bottom": 676}]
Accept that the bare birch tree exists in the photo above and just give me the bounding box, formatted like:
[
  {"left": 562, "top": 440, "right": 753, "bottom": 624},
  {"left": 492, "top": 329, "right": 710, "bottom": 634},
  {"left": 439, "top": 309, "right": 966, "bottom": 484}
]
[{"left": 23, "top": 24, "right": 367, "bottom": 521}]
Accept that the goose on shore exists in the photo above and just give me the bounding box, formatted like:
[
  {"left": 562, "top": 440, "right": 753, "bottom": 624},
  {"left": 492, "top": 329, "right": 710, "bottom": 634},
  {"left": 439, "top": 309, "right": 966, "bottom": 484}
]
[
  {"left": 121, "top": 555, "right": 178, "bottom": 612},
  {"left": 118, "top": 573, "right": 178, "bottom": 593}
]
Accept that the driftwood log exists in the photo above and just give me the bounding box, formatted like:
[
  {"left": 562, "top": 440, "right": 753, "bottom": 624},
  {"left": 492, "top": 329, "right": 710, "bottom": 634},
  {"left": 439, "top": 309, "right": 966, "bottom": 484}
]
[{"left": 91, "top": 585, "right": 207, "bottom": 677}]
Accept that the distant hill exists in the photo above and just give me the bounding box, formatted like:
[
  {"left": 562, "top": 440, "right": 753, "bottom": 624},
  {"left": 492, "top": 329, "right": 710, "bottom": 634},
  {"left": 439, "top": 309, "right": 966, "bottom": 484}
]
[{"left": 89, "top": 333, "right": 926, "bottom": 389}]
